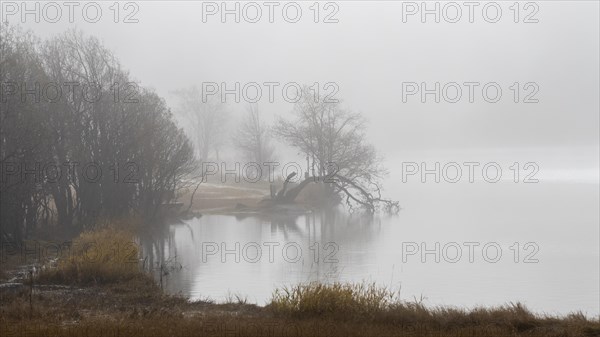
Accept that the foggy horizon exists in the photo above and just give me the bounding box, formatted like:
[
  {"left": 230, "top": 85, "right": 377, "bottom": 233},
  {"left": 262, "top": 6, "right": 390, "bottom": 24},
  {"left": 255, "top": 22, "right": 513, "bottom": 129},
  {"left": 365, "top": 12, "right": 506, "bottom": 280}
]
[{"left": 1, "top": 1, "right": 598, "bottom": 335}]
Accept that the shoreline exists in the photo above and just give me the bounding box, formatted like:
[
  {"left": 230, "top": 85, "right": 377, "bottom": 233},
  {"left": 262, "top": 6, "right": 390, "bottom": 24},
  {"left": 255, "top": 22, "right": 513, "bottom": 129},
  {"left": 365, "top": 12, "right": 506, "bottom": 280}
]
[
  {"left": 1, "top": 272, "right": 598, "bottom": 337},
  {"left": 1, "top": 185, "right": 598, "bottom": 336}
]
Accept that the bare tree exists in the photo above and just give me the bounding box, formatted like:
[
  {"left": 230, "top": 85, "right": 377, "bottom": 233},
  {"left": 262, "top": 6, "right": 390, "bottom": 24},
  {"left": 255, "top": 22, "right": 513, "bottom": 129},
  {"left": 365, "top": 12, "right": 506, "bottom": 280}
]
[
  {"left": 273, "top": 86, "right": 398, "bottom": 213},
  {"left": 172, "top": 87, "right": 228, "bottom": 163},
  {"left": 233, "top": 104, "right": 276, "bottom": 172},
  {"left": 0, "top": 24, "right": 50, "bottom": 240},
  {"left": 0, "top": 25, "right": 197, "bottom": 240}
]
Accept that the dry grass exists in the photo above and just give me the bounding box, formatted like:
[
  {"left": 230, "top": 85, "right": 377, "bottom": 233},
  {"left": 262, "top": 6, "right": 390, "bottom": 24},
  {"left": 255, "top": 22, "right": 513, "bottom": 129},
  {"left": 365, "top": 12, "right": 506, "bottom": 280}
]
[
  {"left": 2, "top": 312, "right": 599, "bottom": 337},
  {"left": 2, "top": 278, "right": 599, "bottom": 337},
  {"left": 268, "top": 282, "right": 600, "bottom": 336},
  {"left": 36, "top": 224, "right": 142, "bottom": 285},
  {"left": 269, "top": 282, "right": 396, "bottom": 319}
]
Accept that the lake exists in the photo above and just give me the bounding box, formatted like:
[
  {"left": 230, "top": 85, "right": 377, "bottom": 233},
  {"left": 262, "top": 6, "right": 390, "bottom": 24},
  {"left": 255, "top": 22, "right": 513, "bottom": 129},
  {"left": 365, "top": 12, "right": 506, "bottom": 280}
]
[{"left": 140, "top": 179, "right": 599, "bottom": 317}]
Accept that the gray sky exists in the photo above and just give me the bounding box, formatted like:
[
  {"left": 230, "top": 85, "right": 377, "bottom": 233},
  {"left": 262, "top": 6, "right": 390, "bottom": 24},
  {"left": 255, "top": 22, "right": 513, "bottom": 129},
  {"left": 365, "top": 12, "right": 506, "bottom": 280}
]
[{"left": 5, "top": 1, "right": 599, "bottom": 170}]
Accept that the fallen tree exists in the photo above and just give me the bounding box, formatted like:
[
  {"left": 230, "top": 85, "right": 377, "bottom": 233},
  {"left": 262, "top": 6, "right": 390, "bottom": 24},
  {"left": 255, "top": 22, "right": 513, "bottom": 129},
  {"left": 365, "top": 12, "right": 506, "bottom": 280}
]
[
  {"left": 273, "top": 86, "right": 399, "bottom": 214},
  {"left": 270, "top": 172, "right": 400, "bottom": 214}
]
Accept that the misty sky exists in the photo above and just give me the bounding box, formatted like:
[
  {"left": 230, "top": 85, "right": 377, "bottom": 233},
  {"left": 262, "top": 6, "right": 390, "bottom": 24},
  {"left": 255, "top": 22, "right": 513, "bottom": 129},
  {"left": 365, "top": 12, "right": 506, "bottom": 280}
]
[{"left": 4, "top": 1, "right": 599, "bottom": 173}]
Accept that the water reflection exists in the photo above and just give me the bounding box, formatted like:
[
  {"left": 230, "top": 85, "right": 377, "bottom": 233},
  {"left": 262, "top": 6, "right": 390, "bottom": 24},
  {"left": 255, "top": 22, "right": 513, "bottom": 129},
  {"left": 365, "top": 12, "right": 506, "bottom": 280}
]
[
  {"left": 138, "top": 182, "right": 599, "bottom": 316},
  {"left": 139, "top": 208, "right": 385, "bottom": 302}
]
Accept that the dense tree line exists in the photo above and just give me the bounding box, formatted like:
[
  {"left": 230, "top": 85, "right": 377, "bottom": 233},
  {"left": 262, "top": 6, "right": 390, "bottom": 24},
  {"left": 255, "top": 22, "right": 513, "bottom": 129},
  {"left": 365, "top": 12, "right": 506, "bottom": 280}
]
[{"left": 0, "top": 25, "right": 196, "bottom": 241}]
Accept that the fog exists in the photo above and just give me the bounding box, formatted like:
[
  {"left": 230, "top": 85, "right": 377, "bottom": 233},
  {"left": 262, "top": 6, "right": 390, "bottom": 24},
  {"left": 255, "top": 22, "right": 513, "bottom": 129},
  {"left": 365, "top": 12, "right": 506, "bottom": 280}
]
[
  {"left": 12, "top": 1, "right": 599, "bottom": 165},
  {"left": 1, "top": 0, "right": 599, "bottom": 325}
]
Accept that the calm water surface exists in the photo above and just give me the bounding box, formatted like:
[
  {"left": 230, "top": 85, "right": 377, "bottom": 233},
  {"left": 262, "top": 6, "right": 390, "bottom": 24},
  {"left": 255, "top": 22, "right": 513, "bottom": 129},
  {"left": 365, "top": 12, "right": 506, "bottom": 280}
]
[{"left": 140, "top": 181, "right": 599, "bottom": 317}]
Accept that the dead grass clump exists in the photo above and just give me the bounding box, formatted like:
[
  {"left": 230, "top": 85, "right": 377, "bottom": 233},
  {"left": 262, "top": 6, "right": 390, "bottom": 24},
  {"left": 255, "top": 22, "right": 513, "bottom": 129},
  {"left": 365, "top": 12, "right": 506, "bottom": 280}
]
[
  {"left": 268, "top": 282, "right": 600, "bottom": 336},
  {"left": 37, "top": 225, "right": 141, "bottom": 285},
  {"left": 269, "top": 282, "right": 397, "bottom": 319}
]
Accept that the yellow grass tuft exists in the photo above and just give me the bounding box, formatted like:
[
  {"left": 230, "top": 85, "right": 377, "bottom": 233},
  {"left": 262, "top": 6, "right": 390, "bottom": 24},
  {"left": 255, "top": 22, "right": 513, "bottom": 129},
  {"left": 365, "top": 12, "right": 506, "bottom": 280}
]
[
  {"left": 269, "top": 282, "right": 398, "bottom": 319},
  {"left": 268, "top": 282, "right": 600, "bottom": 335},
  {"left": 37, "top": 225, "right": 142, "bottom": 285}
]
